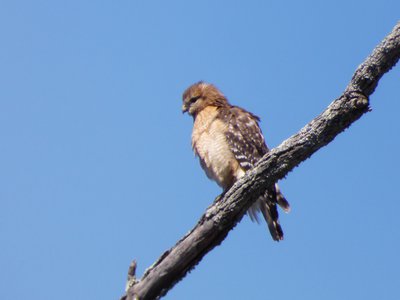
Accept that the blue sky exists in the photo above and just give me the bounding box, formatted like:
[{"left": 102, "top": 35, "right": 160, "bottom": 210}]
[{"left": 1, "top": 1, "right": 399, "bottom": 299}]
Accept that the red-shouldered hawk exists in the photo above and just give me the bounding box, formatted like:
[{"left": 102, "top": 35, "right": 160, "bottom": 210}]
[{"left": 182, "top": 81, "right": 290, "bottom": 241}]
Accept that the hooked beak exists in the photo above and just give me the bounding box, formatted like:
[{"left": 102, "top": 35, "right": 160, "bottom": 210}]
[{"left": 182, "top": 103, "right": 188, "bottom": 114}]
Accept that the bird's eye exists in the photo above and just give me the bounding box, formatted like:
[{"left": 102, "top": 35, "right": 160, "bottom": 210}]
[{"left": 189, "top": 96, "right": 201, "bottom": 103}]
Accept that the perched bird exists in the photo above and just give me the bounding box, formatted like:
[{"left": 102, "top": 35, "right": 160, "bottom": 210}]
[{"left": 182, "top": 81, "right": 290, "bottom": 241}]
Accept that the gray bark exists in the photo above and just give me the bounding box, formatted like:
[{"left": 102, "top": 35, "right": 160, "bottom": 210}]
[{"left": 122, "top": 22, "right": 400, "bottom": 300}]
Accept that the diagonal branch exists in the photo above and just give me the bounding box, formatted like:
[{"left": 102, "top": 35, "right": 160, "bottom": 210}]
[{"left": 122, "top": 21, "right": 400, "bottom": 300}]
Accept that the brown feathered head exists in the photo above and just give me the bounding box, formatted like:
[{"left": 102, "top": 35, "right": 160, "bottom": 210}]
[{"left": 182, "top": 81, "right": 229, "bottom": 116}]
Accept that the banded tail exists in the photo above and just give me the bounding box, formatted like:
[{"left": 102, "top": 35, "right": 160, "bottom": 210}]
[{"left": 248, "top": 183, "right": 290, "bottom": 241}]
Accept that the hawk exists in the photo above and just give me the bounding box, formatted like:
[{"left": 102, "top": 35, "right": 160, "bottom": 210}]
[{"left": 182, "top": 81, "right": 290, "bottom": 241}]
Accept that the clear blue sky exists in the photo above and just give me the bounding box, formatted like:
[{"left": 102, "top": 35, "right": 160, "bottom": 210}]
[{"left": 1, "top": 1, "right": 399, "bottom": 299}]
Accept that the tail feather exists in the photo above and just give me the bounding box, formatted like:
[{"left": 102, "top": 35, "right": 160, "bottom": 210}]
[
  {"left": 247, "top": 184, "right": 289, "bottom": 241},
  {"left": 275, "top": 183, "right": 290, "bottom": 212},
  {"left": 259, "top": 200, "right": 284, "bottom": 241}
]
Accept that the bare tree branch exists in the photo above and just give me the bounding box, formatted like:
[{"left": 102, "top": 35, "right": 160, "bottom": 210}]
[{"left": 122, "top": 22, "right": 400, "bottom": 300}]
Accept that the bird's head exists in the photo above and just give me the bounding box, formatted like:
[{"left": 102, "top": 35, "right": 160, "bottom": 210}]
[{"left": 182, "top": 81, "right": 228, "bottom": 116}]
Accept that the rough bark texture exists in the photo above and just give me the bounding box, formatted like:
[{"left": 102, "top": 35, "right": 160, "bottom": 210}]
[{"left": 122, "top": 22, "right": 400, "bottom": 300}]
